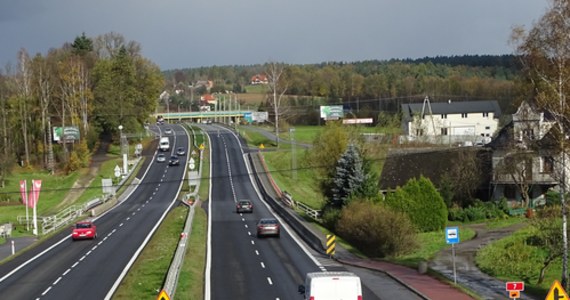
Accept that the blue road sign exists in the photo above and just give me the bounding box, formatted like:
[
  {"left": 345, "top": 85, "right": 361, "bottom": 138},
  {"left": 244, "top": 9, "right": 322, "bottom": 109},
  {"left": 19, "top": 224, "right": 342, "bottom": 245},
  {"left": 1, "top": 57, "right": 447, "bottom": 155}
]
[{"left": 446, "top": 226, "right": 460, "bottom": 244}]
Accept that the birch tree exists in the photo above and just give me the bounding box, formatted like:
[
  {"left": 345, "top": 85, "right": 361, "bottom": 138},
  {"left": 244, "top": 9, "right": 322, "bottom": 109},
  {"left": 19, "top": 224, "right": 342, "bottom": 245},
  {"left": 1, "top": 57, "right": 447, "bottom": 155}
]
[
  {"left": 33, "top": 55, "right": 55, "bottom": 172},
  {"left": 15, "top": 49, "right": 32, "bottom": 167},
  {"left": 512, "top": 0, "right": 570, "bottom": 289},
  {"left": 265, "top": 61, "right": 289, "bottom": 148}
]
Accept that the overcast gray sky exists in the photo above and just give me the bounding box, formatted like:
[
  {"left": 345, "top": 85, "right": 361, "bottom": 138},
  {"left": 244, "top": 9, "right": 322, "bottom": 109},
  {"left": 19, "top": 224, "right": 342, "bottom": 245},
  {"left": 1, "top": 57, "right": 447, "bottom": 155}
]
[{"left": 0, "top": 0, "right": 548, "bottom": 71}]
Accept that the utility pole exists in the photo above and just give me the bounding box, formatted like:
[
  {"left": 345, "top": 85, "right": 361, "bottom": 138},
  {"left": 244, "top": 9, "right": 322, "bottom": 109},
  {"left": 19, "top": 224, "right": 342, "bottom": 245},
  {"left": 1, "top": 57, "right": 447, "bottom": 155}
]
[{"left": 290, "top": 128, "right": 297, "bottom": 180}]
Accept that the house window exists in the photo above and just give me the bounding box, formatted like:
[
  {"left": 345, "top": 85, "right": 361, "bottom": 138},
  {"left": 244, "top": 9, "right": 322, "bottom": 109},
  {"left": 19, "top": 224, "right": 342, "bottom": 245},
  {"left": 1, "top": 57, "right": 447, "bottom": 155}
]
[
  {"left": 416, "top": 129, "right": 424, "bottom": 136},
  {"left": 504, "top": 185, "right": 517, "bottom": 199},
  {"left": 483, "top": 112, "right": 489, "bottom": 117},
  {"left": 485, "top": 126, "right": 490, "bottom": 130},
  {"left": 441, "top": 128, "right": 448, "bottom": 135},
  {"left": 441, "top": 114, "right": 447, "bottom": 119},
  {"left": 541, "top": 156, "right": 554, "bottom": 173},
  {"left": 522, "top": 129, "right": 535, "bottom": 140},
  {"left": 461, "top": 113, "right": 468, "bottom": 118}
]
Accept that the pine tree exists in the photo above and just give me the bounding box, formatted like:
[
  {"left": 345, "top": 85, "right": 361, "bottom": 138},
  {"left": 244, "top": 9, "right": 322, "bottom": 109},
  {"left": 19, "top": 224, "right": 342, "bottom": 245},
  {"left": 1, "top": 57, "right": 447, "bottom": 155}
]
[{"left": 329, "top": 144, "right": 366, "bottom": 207}]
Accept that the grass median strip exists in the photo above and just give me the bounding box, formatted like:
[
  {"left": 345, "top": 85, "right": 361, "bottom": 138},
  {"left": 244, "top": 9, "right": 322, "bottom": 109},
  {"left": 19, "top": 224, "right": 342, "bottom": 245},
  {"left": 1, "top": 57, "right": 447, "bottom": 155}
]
[
  {"left": 175, "top": 206, "right": 207, "bottom": 299},
  {"left": 113, "top": 206, "right": 188, "bottom": 299}
]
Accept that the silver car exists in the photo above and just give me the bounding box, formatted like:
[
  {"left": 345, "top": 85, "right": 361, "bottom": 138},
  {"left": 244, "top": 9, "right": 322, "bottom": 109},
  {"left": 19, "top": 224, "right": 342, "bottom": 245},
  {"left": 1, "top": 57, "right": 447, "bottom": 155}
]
[
  {"left": 156, "top": 153, "right": 166, "bottom": 162},
  {"left": 256, "top": 218, "right": 280, "bottom": 238}
]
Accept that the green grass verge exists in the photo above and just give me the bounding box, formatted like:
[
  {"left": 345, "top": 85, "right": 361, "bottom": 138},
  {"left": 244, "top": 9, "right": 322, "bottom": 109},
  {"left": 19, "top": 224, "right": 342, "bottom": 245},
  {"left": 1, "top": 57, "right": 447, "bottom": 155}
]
[
  {"left": 74, "top": 156, "right": 122, "bottom": 205},
  {"left": 113, "top": 206, "right": 188, "bottom": 299},
  {"left": 262, "top": 150, "right": 325, "bottom": 210},
  {"left": 174, "top": 207, "right": 207, "bottom": 299},
  {"left": 475, "top": 226, "right": 554, "bottom": 298},
  {"left": 237, "top": 126, "right": 277, "bottom": 148},
  {"left": 392, "top": 226, "right": 476, "bottom": 267}
]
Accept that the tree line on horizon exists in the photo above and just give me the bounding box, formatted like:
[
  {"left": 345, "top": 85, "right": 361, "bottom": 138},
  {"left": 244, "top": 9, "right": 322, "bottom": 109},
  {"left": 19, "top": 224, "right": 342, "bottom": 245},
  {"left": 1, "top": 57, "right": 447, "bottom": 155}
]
[{"left": 164, "top": 54, "right": 525, "bottom": 123}]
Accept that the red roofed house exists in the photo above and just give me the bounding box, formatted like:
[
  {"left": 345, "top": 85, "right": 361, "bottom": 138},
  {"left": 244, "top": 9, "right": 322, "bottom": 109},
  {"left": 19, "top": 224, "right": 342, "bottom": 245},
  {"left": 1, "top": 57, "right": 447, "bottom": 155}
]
[
  {"left": 200, "top": 93, "right": 217, "bottom": 105},
  {"left": 250, "top": 74, "right": 268, "bottom": 85}
]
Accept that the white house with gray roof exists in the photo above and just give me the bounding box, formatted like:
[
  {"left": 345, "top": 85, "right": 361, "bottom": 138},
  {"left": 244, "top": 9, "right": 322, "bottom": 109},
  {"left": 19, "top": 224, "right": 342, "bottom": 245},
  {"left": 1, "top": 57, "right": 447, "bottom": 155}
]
[{"left": 401, "top": 97, "right": 501, "bottom": 145}]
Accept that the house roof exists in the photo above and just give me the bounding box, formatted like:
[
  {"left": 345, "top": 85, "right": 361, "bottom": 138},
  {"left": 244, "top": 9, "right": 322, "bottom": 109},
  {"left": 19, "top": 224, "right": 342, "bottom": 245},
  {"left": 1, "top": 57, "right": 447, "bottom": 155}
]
[
  {"left": 401, "top": 100, "right": 502, "bottom": 121},
  {"left": 251, "top": 74, "right": 268, "bottom": 82},
  {"left": 379, "top": 147, "right": 492, "bottom": 191}
]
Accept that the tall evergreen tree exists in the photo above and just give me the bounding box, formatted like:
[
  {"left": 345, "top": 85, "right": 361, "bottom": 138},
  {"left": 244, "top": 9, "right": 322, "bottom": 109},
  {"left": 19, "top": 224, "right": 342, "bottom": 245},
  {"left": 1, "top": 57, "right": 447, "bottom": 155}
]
[{"left": 328, "top": 144, "right": 369, "bottom": 207}]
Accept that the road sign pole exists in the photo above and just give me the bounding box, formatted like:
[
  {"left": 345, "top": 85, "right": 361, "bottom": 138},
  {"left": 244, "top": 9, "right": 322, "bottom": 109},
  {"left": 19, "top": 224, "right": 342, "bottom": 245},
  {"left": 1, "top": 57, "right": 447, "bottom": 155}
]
[{"left": 452, "top": 243, "right": 457, "bottom": 284}]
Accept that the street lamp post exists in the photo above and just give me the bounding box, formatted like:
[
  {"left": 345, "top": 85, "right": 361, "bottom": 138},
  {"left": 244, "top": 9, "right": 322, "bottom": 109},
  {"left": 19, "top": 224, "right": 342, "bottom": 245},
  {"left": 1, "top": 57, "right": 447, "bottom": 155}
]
[{"left": 118, "top": 125, "right": 127, "bottom": 175}]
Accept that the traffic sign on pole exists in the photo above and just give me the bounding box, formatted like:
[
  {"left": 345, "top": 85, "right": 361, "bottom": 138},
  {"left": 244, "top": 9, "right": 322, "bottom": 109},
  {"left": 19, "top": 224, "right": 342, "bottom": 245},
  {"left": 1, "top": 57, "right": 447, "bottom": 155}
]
[
  {"left": 445, "top": 226, "right": 460, "bottom": 244},
  {"left": 157, "top": 289, "right": 170, "bottom": 300},
  {"left": 545, "top": 280, "right": 569, "bottom": 300},
  {"left": 506, "top": 281, "right": 524, "bottom": 291},
  {"left": 508, "top": 290, "right": 520, "bottom": 299}
]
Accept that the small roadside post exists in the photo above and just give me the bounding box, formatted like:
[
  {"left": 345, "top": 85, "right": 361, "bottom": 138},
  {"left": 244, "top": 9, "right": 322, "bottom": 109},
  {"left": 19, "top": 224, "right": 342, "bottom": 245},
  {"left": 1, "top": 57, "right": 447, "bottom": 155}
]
[
  {"left": 445, "top": 226, "right": 460, "bottom": 284},
  {"left": 505, "top": 281, "right": 524, "bottom": 299}
]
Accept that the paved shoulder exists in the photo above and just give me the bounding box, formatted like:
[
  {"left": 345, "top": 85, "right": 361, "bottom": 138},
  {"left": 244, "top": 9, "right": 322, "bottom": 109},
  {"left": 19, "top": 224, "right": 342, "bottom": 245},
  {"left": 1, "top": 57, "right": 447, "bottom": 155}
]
[{"left": 0, "top": 237, "right": 38, "bottom": 262}]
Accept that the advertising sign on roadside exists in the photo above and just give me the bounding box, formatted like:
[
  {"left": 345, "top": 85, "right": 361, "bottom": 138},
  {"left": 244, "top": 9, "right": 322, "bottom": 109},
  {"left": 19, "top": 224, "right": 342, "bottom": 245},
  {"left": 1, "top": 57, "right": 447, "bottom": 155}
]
[
  {"left": 53, "top": 126, "right": 80, "bottom": 143},
  {"left": 320, "top": 105, "right": 344, "bottom": 120}
]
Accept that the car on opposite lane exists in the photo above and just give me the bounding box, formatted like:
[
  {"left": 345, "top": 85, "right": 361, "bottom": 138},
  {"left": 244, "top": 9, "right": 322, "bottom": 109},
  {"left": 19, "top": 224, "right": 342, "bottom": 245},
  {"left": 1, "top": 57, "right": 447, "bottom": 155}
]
[
  {"left": 256, "top": 218, "right": 280, "bottom": 238},
  {"left": 176, "top": 147, "right": 186, "bottom": 156},
  {"left": 72, "top": 221, "right": 97, "bottom": 240},
  {"left": 236, "top": 199, "right": 253, "bottom": 213},
  {"left": 168, "top": 155, "right": 180, "bottom": 166}
]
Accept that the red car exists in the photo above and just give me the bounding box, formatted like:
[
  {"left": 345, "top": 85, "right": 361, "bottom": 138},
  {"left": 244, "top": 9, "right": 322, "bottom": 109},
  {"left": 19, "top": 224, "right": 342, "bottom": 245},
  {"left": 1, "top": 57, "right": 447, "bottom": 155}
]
[{"left": 72, "top": 221, "right": 97, "bottom": 240}]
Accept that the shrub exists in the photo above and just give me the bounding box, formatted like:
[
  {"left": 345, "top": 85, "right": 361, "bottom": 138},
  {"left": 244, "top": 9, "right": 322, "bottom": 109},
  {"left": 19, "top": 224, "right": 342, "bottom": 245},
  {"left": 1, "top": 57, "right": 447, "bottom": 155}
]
[
  {"left": 384, "top": 176, "right": 447, "bottom": 232},
  {"left": 448, "top": 200, "right": 507, "bottom": 222},
  {"left": 448, "top": 206, "right": 465, "bottom": 222},
  {"left": 320, "top": 207, "right": 342, "bottom": 231},
  {"left": 336, "top": 201, "right": 417, "bottom": 258}
]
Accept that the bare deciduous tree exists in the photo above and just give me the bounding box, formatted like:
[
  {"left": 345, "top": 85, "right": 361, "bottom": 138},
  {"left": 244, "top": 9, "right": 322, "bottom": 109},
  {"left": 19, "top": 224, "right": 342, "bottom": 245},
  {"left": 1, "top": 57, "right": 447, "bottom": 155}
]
[
  {"left": 265, "top": 61, "right": 289, "bottom": 148},
  {"left": 512, "top": 0, "right": 570, "bottom": 288},
  {"left": 15, "top": 49, "right": 32, "bottom": 167}
]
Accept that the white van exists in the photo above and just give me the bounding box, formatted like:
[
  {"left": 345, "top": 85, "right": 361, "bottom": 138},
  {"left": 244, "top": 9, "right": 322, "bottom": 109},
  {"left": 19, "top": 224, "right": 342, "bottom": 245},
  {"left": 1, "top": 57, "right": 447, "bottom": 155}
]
[
  {"left": 298, "top": 271, "right": 362, "bottom": 300},
  {"left": 159, "top": 137, "right": 170, "bottom": 152}
]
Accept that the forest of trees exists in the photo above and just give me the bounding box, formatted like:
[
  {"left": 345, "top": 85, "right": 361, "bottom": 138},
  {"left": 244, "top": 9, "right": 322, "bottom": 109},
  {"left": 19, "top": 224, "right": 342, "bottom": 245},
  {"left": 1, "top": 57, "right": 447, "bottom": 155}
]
[
  {"left": 164, "top": 54, "right": 525, "bottom": 125},
  {"left": 0, "top": 32, "right": 164, "bottom": 185}
]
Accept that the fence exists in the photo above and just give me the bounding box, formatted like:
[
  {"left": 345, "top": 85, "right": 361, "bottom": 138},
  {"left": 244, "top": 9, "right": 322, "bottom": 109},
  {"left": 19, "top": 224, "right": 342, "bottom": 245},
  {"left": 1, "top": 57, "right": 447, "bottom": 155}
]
[{"left": 282, "top": 192, "right": 321, "bottom": 221}]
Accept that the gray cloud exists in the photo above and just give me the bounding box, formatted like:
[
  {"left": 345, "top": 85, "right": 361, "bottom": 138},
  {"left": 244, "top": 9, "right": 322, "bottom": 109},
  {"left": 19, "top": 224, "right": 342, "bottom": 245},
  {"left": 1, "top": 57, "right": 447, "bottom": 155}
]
[{"left": 0, "top": 0, "right": 548, "bottom": 70}]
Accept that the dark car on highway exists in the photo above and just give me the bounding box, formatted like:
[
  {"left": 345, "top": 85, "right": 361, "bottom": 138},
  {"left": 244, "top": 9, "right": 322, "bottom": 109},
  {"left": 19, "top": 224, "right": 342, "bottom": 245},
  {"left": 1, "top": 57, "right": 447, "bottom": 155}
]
[
  {"left": 236, "top": 199, "right": 253, "bottom": 213},
  {"left": 168, "top": 155, "right": 180, "bottom": 166},
  {"left": 256, "top": 218, "right": 280, "bottom": 238}
]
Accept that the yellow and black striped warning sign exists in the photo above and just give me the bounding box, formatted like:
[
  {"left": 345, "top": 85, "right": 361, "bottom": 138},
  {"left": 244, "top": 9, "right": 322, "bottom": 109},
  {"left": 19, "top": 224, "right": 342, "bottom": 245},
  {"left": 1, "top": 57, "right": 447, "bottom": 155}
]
[{"left": 326, "top": 234, "right": 336, "bottom": 256}]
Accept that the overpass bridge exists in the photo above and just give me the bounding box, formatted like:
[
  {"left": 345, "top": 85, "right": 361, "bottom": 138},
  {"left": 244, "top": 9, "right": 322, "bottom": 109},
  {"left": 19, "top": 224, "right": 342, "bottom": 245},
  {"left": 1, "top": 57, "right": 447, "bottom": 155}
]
[{"left": 153, "top": 110, "right": 253, "bottom": 123}]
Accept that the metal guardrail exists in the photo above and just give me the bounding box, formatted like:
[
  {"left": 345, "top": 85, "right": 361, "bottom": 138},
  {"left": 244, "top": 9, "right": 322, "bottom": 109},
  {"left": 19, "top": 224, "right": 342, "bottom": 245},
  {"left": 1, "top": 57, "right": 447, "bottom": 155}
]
[{"left": 162, "top": 125, "right": 204, "bottom": 298}]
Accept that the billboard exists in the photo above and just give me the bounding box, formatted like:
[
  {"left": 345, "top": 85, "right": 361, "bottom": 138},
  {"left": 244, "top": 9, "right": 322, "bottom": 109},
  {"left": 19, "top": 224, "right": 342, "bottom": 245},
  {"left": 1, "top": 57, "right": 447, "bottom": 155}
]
[
  {"left": 320, "top": 106, "right": 344, "bottom": 120},
  {"left": 244, "top": 111, "right": 268, "bottom": 123},
  {"left": 53, "top": 126, "right": 80, "bottom": 143}
]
